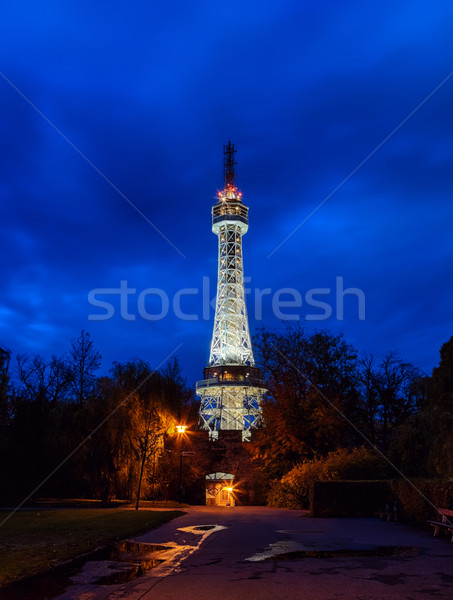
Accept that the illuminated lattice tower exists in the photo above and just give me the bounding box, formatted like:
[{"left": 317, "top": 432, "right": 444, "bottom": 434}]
[{"left": 197, "top": 142, "right": 266, "bottom": 441}]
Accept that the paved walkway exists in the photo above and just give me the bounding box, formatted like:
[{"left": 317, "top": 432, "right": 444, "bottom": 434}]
[{"left": 80, "top": 506, "right": 453, "bottom": 600}]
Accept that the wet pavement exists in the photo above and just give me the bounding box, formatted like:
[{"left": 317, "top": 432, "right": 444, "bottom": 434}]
[
  {"left": 0, "top": 541, "right": 168, "bottom": 600},
  {"left": 3, "top": 506, "right": 453, "bottom": 599}
]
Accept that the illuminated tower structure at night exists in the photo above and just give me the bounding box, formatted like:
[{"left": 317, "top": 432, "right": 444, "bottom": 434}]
[{"left": 197, "top": 142, "right": 266, "bottom": 442}]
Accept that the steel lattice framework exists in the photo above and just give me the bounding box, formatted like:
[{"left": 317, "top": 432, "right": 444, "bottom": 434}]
[
  {"left": 197, "top": 142, "right": 266, "bottom": 441},
  {"left": 209, "top": 216, "right": 253, "bottom": 365}
]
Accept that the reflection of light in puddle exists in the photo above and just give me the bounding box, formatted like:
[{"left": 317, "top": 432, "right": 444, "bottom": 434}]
[
  {"left": 245, "top": 542, "right": 419, "bottom": 562},
  {"left": 79, "top": 526, "right": 227, "bottom": 584},
  {"left": 150, "top": 524, "right": 227, "bottom": 577},
  {"left": 0, "top": 541, "right": 172, "bottom": 600},
  {"left": 72, "top": 541, "right": 171, "bottom": 585},
  {"left": 178, "top": 524, "right": 225, "bottom": 534},
  {"left": 0, "top": 527, "right": 228, "bottom": 600},
  {"left": 245, "top": 540, "right": 306, "bottom": 562}
]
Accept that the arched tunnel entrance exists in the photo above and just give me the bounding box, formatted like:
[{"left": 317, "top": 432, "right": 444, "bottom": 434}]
[{"left": 205, "top": 472, "right": 235, "bottom": 506}]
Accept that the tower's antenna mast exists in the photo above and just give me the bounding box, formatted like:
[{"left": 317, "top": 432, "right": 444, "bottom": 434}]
[{"left": 224, "top": 140, "right": 237, "bottom": 188}]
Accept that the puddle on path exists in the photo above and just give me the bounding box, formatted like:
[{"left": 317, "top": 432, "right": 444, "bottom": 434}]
[
  {"left": 269, "top": 546, "right": 419, "bottom": 560},
  {"left": 0, "top": 541, "right": 168, "bottom": 600},
  {"left": 0, "top": 525, "right": 227, "bottom": 600},
  {"left": 245, "top": 540, "right": 419, "bottom": 562},
  {"left": 177, "top": 524, "right": 225, "bottom": 534}
]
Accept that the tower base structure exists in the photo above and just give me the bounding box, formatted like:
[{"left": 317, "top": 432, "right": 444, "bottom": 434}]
[
  {"left": 196, "top": 368, "right": 266, "bottom": 505},
  {"left": 197, "top": 365, "right": 266, "bottom": 441},
  {"left": 197, "top": 430, "right": 264, "bottom": 506},
  {"left": 195, "top": 142, "right": 267, "bottom": 505}
]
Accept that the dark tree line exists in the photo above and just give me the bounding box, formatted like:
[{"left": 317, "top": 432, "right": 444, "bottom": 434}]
[
  {"left": 0, "top": 331, "right": 197, "bottom": 505},
  {"left": 249, "top": 326, "right": 451, "bottom": 483},
  {"left": 1, "top": 326, "right": 451, "bottom": 506}
]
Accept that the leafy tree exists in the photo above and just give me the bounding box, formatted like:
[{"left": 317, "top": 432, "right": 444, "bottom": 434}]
[
  {"left": 430, "top": 335, "right": 453, "bottom": 412},
  {"left": 127, "top": 384, "right": 172, "bottom": 509},
  {"left": 81, "top": 359, "right": 190, "bottom": 502},
  {"left": 424, "top": 335, "right": 453, "bottom": 477},
  {"left": 161, "top": 357, "right": 193, "bottom": 417},
  {"left": 388, "top": 411, "right": 433, "bottom": 477},
  {"left": 250, "top": 326, "right": 361, "bottom": 479}
]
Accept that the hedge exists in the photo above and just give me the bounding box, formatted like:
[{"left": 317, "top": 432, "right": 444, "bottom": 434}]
[
  {"left": 309, "top": 478, "right": 453, "bottom": 522},
  {"left": 389, "top": 478, "right": 453, "bottom": 523},
  {"left": 310, "top": 480, "right": 391, "bottom": 517}
]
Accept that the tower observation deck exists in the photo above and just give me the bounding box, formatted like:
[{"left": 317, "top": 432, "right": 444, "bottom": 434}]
[{"left": 197, "top": 142, "right": 266, "bottom": 441}]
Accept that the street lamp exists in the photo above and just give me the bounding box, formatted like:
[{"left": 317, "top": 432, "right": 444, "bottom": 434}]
[
  {"left": 224, "top": 486, "right": 234, "bottom": 507},
  {"left": 177, "top": 425, "right": 188, "bottom": 504}
]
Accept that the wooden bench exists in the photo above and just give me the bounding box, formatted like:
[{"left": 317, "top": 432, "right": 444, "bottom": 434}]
[{"left": 427, "top": 508, "right": 453, "bottom": 542}]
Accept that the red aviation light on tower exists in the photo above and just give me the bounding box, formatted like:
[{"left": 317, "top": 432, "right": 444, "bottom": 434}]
[{"left": 216, "top": 187, "right": 243, "bottom": 203}]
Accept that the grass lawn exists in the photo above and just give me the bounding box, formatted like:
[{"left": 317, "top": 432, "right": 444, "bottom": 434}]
[
  {"left": 34, "top": 498, "right": 190, "bottom": 509},
  {"left": 0, "top": 508, "right": 184, "bottom": 587}
]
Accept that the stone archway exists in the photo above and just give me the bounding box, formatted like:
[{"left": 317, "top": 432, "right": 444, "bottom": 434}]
[{"left": 205, "top": 472, "right": 235, "bottom": 506}]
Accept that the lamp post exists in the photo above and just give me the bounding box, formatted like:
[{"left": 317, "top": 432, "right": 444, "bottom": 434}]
[
  {"left": 178, "top": 449, "right": 184, "bottom": 504},
  {"left": 176, "top": 425, "right": 187, "bottom": 504}
]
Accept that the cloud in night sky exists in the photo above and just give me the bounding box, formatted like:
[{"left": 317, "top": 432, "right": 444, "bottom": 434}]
[{"left": 1, "top": 0, "right": 453, "bottom": 383}]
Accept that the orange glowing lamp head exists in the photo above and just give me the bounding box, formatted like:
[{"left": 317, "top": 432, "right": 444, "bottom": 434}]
[{"left": 176, "top": 425, "right": 187, "bottom": 435}]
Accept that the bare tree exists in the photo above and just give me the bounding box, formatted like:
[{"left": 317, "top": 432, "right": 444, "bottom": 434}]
[
  {"left": 358, "top": 353, "right": 380, "bottom": 444},
  {"left": 0, "top": 347, "right": 11, "bottom": 442},
  {"left": 358, "top": 351, "right": 423, "bottom": 449},
  {"left": 378, "top": 352, "right": 422, "bottom": 447},
  {"left": 16, "top": 354, "right": 72, "bottom": 405},
  {"left": 69, "top": 330, "right": 101, "bottom": 406}
]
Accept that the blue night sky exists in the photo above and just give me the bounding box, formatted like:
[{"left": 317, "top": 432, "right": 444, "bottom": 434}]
[{"left": 1, "top": 1, "right": 453, "bottom": 385}]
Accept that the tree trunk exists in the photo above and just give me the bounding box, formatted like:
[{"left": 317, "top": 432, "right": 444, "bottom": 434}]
[{"left": 135, "top": 439, "right": 148, "bottom": 510}]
